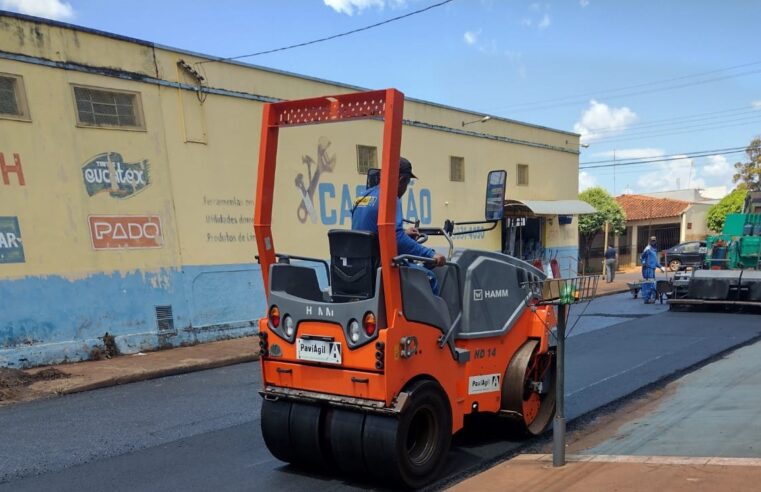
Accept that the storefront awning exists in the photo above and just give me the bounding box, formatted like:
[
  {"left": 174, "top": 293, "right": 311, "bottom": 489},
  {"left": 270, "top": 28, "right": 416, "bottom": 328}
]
[{"left": 503, "top": 199, "right": 596, "bottom": 216}]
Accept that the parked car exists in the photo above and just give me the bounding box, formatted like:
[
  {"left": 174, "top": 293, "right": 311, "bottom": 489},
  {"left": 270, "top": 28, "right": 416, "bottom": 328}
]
[{"left": 661, "top": 241, "right": 707, "bottom": 270}]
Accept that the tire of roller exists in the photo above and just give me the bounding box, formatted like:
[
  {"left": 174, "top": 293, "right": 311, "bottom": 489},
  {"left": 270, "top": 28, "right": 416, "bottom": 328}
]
[
  {"left": 363, "top": 379, "right": 451, "bottom": 489},
  {"left": 260, "top": 398, "right": 295, "bottom": 463},
  {"left": 501, "top": 339, "right": 556, "bottom": 436},
  {"left": 328, "top": 409, "right": 368, "bottom": 477},
  {"left": 288, "top": 402, "right": 332, "bottom": 470}
]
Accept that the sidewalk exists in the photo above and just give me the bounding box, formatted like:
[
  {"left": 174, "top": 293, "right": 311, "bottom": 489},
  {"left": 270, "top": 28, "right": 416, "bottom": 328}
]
[
  {"left": 0, "top": 336, "right": 259, "bottom": 406},
  {"left": 595, "top": 269, "right": 641, "bottom": 296},
  {"left": 448, "top": 454, "right": 761, "bottom": 491}
]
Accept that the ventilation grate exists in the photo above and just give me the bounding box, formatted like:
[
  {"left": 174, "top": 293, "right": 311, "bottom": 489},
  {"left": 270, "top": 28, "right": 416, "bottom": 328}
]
[{"left": 155, "top": 305, "right": 174, "bottom": 332}]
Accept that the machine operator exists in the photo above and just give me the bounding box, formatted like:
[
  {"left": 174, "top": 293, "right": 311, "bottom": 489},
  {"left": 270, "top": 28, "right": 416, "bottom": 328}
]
[{"left": 351, "top": 157, "right": 446, "bottom": 294}]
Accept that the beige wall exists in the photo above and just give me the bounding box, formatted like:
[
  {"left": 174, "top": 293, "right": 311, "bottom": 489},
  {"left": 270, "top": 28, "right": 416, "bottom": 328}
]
[{"left": 0, "top": 13, "right": 580, "bottom": 279}]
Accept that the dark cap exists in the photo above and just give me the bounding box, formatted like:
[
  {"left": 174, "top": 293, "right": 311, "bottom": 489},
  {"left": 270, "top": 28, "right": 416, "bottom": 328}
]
[{"left": 400, "top": 157, "right": 417, "bottom": 179}]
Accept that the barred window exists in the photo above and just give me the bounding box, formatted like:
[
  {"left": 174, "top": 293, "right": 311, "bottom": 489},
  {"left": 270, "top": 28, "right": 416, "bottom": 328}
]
[
  {"left": 450, "top": 156, "right": 465, "bottom": 182},
  {"left": 0, "top": 74, "right": 30, "bottom": 120},
  {"left": 73, "top": 85, "right": 144, "bottom": 129},
  {"left": 517, "top": 164, "right": 529, "bottom": 186},
  {"left": 356, "top": 145, "right": 378, "bottom": 174}
]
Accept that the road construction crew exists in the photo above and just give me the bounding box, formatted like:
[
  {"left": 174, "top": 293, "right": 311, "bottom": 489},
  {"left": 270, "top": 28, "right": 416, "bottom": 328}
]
[
  {"left": 351, "top": 157, "right": 446, "bottom": 294},
  {"left": 640, "top": 236, "right": 665, "bottom": 304}
]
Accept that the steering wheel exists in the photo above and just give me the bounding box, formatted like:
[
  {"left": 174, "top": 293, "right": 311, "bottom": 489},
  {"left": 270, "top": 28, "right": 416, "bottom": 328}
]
[{"left": 416, "top": 233, "right": 429, "bottom": 244}]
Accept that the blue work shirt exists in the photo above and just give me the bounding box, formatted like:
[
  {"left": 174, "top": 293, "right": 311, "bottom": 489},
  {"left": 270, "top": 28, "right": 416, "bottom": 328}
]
[
  {"left": 640, "top": 245, "right": 660, "bottom": 269},
  {"left": 351, "top": 186, "right": 435, "bottom": 258}
]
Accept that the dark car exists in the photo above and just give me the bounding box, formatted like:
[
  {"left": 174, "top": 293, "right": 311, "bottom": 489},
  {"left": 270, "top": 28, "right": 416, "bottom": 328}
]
[{"left": 662, "top": 241, "right": 707, "bottom": 270}]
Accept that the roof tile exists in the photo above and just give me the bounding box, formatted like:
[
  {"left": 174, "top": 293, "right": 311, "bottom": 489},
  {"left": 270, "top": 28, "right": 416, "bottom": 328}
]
[{"left": 616, "top": 194, "right": 690, "bottom": 221}]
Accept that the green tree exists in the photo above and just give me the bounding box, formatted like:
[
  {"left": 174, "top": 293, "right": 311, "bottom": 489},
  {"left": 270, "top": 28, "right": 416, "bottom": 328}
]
[
  {"left": 706, "top": 188, "right": 747, "bottom": 232},
  {"left": 578, "top": 187, "right": 627, "bottom": 266},
  {"left": 733, "top": 137, "right": 761, "bottom": 191}
]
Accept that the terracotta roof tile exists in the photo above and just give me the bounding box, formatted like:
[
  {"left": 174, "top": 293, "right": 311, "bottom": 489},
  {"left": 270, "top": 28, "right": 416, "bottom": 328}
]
[{"left": 616, "top": 194, "right": 690, "bottom": 221}]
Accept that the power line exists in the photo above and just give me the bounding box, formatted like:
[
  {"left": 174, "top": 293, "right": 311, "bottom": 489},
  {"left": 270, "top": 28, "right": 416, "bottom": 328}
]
[
  {"left": 199, "top": 0, "right": 454, "bottom": 64},
  {"left": 580, "top": 146, "right": 747, "bottom": 165},
  {"left": 583, "top": 105, "right": 760, "bottom": 135},
  {"left": 489, "top": 60, "right": 761, "bottom": 113},
  {"left": 587, "top": 115, "right": 761, "bottom": 145},
  {"left": 580, "top": 148, "right": 748, "bottom": 170}
]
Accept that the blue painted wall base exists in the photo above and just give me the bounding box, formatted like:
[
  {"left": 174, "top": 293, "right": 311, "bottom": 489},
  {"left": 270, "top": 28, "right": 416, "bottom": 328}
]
[{"left": 0, "top": 263, "right": 267, "bottom": 368}]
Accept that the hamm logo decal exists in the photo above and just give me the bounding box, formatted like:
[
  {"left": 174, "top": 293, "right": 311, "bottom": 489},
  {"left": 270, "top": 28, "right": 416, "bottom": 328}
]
[
  {"left": 82, "top": 152, "right": 150, "bottom": 199},
  {"left": 473, "top": 288, "right": 509, "bottom": 301}
]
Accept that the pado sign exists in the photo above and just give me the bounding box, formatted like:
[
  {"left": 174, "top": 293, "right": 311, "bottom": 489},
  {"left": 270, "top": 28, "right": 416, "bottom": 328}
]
[{"left": 88, "top": 215, "right": 164, "bottom": 250}]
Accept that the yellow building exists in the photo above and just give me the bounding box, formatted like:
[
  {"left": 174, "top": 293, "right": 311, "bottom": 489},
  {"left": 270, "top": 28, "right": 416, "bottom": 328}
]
[{"left": 0, "top": 11, "right": 585, "bottom": 367}]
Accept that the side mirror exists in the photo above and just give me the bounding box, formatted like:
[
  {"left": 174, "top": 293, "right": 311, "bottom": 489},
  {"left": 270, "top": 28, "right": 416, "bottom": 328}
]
[{"left": 484, "top": 170, "right": 507, "bottom": 221}]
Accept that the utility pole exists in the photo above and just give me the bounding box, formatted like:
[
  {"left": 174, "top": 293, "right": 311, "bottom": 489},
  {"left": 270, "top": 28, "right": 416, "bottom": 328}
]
[
  {"left": 602, "top": 221, "right": 610, "bottom": 277},
  {"left": 613, "top": 149, "right": 617, "bottom": 196}
]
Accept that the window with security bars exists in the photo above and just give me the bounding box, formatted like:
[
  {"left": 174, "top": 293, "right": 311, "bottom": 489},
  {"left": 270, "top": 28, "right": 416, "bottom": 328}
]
[
  {"left": 73, "top": 85, "right": 144, "bottom": 129},
  {"left": 450, "top": 156, "right": 465, "bottom": 182},
  {"left": 517, "top": 164, "right": 529, "bottom": 186},
  {"left": 356, "top": 145, "right": 378, "bottom": 174},
  {"left": 0, "top": 74, "right": 30, "bottom": 120}
]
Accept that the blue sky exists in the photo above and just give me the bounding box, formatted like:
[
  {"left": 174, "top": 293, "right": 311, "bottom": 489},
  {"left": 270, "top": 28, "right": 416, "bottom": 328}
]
[{"left": 3, "top": 0, "right": 760, "bottom": 196}]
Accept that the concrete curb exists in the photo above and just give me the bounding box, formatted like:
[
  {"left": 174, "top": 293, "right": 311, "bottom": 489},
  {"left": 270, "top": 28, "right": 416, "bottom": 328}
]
[
  {"left": 57, "top": 354, "right": 260, "bottom": 396},
  {"left": 595, "top": 288, "right": 629, "bottom": 298}
]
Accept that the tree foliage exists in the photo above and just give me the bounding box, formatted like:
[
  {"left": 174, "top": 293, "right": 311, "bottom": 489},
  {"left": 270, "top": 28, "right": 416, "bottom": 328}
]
[
  {"left": 733, "top": 137, "right": 761, "bottom": 191},
  {"left": 707, "top": 188, "right": 747, "bottom": 232},
  {"left": 578, "top": 187, "right": 627, "bottom": 263}
]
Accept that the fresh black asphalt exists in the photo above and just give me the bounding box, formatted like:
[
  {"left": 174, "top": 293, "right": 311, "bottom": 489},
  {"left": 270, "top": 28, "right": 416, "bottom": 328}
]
[{"left": 1, "top": 308, "right": 760, "bottom": 491}]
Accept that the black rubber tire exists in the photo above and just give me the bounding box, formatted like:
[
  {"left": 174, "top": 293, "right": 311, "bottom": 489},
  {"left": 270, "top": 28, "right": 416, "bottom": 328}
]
[
  {"left": 363, "top": 379, "right": 452, "bottom": 489},
  {"left": 328, "top": 408, "right": 368, "bottom": 477},
  {"left": 501, "top": 340, "right": 557, "bottom": 437},
  {"left": 261, "top": 399, "right": 332, "bottom": 470},
  {"left": 261, "top": 398, "right": 295, "bottom": 463},
  {"left": 288, "top": 402, "right": 332, "bottom": 470}
]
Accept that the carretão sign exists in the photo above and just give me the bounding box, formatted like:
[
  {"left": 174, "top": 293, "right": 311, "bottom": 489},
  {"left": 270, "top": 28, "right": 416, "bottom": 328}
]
[{"left": 82, "top": 152, "right": 150, "bottom": 199}]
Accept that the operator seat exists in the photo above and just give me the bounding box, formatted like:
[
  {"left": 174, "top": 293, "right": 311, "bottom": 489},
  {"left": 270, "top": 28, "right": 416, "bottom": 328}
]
[{"left": 328, "top": 229, "right": 380, "bottom": 302}]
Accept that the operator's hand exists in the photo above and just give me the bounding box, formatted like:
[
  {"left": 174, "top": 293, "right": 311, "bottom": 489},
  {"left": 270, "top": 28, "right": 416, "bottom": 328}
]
[
  {"left": 406, "top": 227, "right": 420, "bottom": 239},
  {"left": 432, "top": 253, "right": 446, "bottom": 267},
  {"left": 660, "top": 266, "right": 666, "bottom": 273}
]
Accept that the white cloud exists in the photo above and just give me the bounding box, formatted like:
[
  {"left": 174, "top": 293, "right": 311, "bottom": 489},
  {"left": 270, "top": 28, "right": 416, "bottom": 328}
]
[
  {"left": 698, "top": 154, "right": 736, "bottom": 190},
  {"left": 323, "top": 0, "right": 406, "bottom": 15},
  {"left": 636, "top": 155, "right": 705, "bottom": 192},
  {"left": 702, "top": 155, "right": 731, "bottom": 178},
  {"left": 574, "top": 100, "right": 638, "bottom": 144},
  {"left": 0, "top": 0, "right": 74, "bottom": 20},
  {"left": 579, "top": 171, "right": 597, "bottom": 191},
  {"left": 580, "top": 0, "right": 590, "bottom": 7},
  {"left": 538, "top": 13, "right": 551, "bottom": 29},
  {"left": 463, "top": 30, "right": 480, "bottom": 46},
  {"left": 752, "top": 100, "right": 761, "bottom": 110},
  {"left": 522, "top": 3, "right": 551, "bottom": 30}
]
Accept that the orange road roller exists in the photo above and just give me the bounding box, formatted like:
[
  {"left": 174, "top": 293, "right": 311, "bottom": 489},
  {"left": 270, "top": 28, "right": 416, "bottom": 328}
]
[{"left": 254, "top": 89, "right": 557, "bottom": 488}]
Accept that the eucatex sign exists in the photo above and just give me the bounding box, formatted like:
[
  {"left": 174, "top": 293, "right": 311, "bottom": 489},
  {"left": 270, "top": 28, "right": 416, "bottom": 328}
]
[
  {"left": 0, "top": 216, "right": 24, "bottom": 264},
  {"left": 82, "top": 152, "right": 150, "bottom": 199},
  {"left": 473, "top": 288, "right": 509, "bottom": 301}
]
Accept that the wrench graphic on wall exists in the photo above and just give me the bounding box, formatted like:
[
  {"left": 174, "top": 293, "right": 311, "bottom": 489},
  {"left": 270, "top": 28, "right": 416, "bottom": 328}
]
[{"left": 296, "top": 137, "right": 336, "bottom": 224}]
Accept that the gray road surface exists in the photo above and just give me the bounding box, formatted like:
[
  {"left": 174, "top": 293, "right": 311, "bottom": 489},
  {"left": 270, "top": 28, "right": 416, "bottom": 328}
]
[
  {"left": 1, "top": 306, "right": 759, "bottom": 491},
  {"left": 584, "top": 337, "right": 761, "bottom": 458}
]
